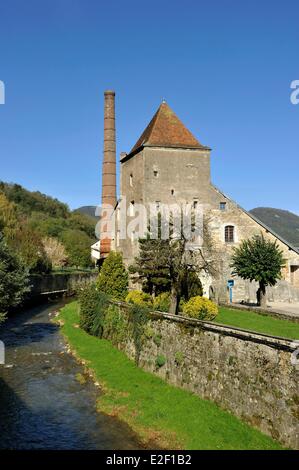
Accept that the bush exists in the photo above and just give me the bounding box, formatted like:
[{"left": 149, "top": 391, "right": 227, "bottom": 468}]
[
  {"left": 126, "top": 290, "right": 153, "bottom": 306},
  {"left": 0, "top": 312, "right": 6, "bottom": 324},
  {"left": 0, "top": 234, "right": 30, "bottom": 317},
  {"left": 78, "top": 283, "right": 109, "bottom": 336},
  {"left": 174, "top": 351, "right": 184, "bottom": 366},
  {"left": 153, "top": 292, "right": 170, "bottom": 312},
  {"left": 153, "top": 333, "right": 162, "bottom": 347},
  {"left": 103, "top": 304, "right": 126, "bottom": 344},
  {"left": 182, "top": 296, "right": 218, "bottom": 321},
  {"left": 127, "top": 303, "right": 150, "bottom": 365},
  {"left": 155, "top": 354, "right": 166, "bottom": 368},
  {"left": 60, "top": 229, "right": 93, "bottom": 268},
  {"left": 97, "top": 251, "right": 128, "bottom": 300}
]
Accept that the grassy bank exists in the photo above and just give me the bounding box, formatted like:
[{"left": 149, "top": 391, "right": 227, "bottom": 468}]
[
  {"left": 57, "top": 301, "right": 282, "bottom": 450},
  {"left": 216, "top": 307, "right": 299, "bottom": 339}
]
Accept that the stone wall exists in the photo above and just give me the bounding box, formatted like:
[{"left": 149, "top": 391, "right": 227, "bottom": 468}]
[
  {"left": 108, "top": 303, "right": 299, "bottom": 449},
  {"left": 29, "top": 272, "right": 98, "bottom": 297}
]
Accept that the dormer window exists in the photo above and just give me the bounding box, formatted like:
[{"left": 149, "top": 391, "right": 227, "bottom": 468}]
[{"left": 220, "top": 202, "right": 226, "bottom": 211}]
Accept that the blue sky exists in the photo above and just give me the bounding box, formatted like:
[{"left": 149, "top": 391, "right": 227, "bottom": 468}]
[{"left": 0, "top": 0, "right": 298, "bottom": 212}]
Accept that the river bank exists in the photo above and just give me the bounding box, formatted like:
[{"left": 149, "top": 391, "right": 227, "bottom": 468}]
[
  {"left": 57, "top": 301, "right": 283, "bottom": 450},
  {"left": 0, "top": 300, "right": 142, "bottom": 449}
]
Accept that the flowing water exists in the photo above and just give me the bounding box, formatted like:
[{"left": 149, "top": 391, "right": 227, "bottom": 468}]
[{"left": 0, "top": 300, "right": 142, "bottom": 449}]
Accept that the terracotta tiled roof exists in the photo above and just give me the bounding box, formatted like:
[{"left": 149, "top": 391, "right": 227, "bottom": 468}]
[{"left": 129, "top": 101, "right": 206, "bottom": 154}]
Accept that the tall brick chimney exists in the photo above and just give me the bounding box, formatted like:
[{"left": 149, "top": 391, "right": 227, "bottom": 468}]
[{"left": 100, "top": 90, "right": 117, "bottom": 258}]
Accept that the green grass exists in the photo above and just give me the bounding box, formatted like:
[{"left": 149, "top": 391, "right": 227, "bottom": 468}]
[
  {"left": 57, "top": 301, "right": 282, "bottom": 450},
  {"left": 216, "top": 307, "right": 299, "bottom": 340}
]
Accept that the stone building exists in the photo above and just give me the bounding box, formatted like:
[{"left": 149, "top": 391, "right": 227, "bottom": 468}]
[{"left": 99, "top": 91, "right": 299, "bottom": 304}]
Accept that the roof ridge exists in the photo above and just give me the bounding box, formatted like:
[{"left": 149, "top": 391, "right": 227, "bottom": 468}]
[
  {"left": 148, "top": 103, "right": 164, "bottom": 144},
  {"left": 128, "top": 101, "right": 206, "bottom": 155}
]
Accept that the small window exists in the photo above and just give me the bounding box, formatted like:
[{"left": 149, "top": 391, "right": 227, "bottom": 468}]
[
  {"left": 129, "top": 174, "right": 133, "bottom": 187},
  {"left": 220, "top": 202, "right": 226, "bottom": 211},
  {"left": 171, "top": 189, "right": 174, "bottom": 195},
  {"left": 129, "top": 201, "right": 135, "bottom": 217},
  {"left": 153, "top": 170, "right": 158, "bottom": 177},
  {"left": 193, "top": 200, "right": 198, "bottom": 209},
  {"left": 225, "top": 225, "right": 235, "bottom": 243}
]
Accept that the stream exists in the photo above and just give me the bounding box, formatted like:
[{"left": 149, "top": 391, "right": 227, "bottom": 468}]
[{"left": 0, "top": 300, "right": 142, "bottom": 450}]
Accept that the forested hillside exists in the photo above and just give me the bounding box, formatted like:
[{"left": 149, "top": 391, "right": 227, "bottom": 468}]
[{"left": 0, "top": 182, "right": 96, "bottom": 272}]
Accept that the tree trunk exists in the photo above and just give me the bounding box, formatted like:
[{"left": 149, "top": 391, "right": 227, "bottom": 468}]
[
  {"left": 257, "top": 283, "right": 267, "bottom": 308},
  {"left": 169, "top": 284, "right": 179, "bottom": 315}
]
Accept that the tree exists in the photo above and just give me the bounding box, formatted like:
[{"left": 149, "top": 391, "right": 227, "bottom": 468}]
[
  {"left": 231, "top": 234, "right": 285, "bottom": 308},
  {"left": 60, "top": 229, "right": 93, "bottom": 268},
  {"left": 130, "top": 213, "right": 216, "bottom": 314},
  {"left": 9, "top": 226, "right": 52, "bottom": 274},
  {"left": 67, "top": 212, "right": 96, "bottom": 238},
  {"left": 0, "top": 234, "right": 30, "bottom": 319},
  {"left": 42, "top": 236, "right": 68, "bottom": 268},
  {"left": 97, "top": 251, "right": 128, "bottom": 300},
  {"left": 129, "top": 236, "right": 171, "bottom": 295},
  {"left": 0, "top": 192, "right": 19, "bottom": 240}
]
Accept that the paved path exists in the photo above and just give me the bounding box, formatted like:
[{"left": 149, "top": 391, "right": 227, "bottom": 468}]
[{"left": 267, "top": 302, "right": 299, "bottom": 319}]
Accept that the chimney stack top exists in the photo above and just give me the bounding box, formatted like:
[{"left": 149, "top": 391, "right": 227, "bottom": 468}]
[{"left": 104, "top": 90, "right": 115, "bottom": 96}]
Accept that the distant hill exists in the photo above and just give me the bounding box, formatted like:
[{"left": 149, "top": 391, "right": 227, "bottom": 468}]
[
  {"left": 75, "top": 206, "right": 98, "bottom": 220},
  {"left": 250, "top": 207, "right": 299, "bottom": 249}
]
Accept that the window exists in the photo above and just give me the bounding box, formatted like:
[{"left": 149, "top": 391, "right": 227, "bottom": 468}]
[
  {"left": 129, "top": 174, "right": 133, "bottom": 187},
  {"left": 171, "top": 189, "right": 174, "bottom": 195},
  {"left": 225, "top": 225, "right": 235, "bottom": 243},
  {"left": 154, "top": 170, "right": 158, "bottom": 177},
  {"left": 129, "top": 200, "right": 135, "bottom": 216},
  {"left": 193, "top": 200, "right": 198, "bottom": 209},
  {"left": 220, "top": 202, "right": 226, "bottom": 211}
]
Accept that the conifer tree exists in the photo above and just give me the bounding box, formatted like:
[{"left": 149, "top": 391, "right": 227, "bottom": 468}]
[
  {"left": 97, "top": 251, "right": 128, "bottom": 300},
  {"left": 130, "top": 213, "right": 214, "bottom": 314}
]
